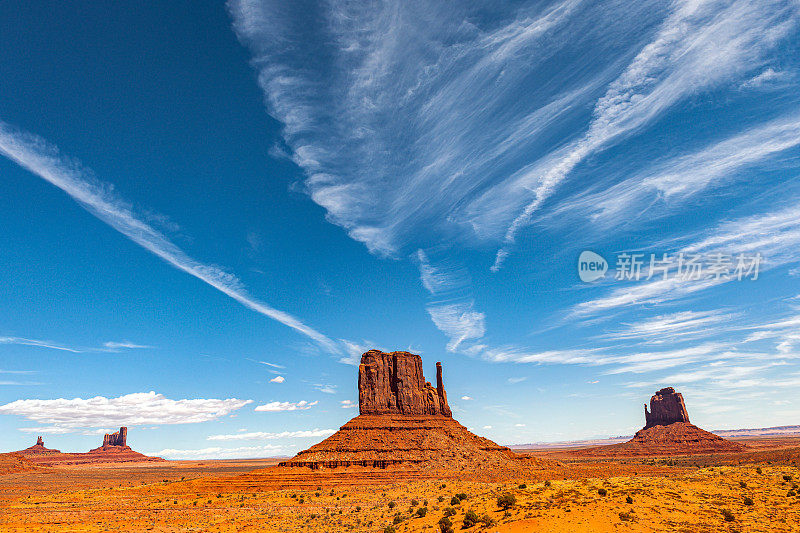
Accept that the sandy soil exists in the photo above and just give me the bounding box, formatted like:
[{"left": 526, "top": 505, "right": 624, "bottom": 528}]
[{"left": 0, "top": 439, "right": 798, "bottom": 532}]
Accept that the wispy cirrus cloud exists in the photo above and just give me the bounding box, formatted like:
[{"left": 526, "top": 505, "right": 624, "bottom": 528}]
[
  {"left": 152, "top": 444, "right": 289, "bottom": 460},
  {"left": 228, "top": 0, "right": 638, "bottom": 255},
  {"left": 416, "top": 249, "right": 486, "bottom": 352},
  {"left": 489, "top": 0, "right": 799, "bottom": 269},
  {"left": 254, "top": 400, "right": 318, "bottom": 412},
  {"left": 0, "top": 120, "right": 338, "bottom": 353},
  {"left": 207, "top": 428, "right": 334, "bottom": 441},
  {"left": 571, "top": 200, "right": 800, "bottom": 317},
  {"left": 0, "top": 391, "right": 252, "bottom": 432},
  {"left": 0, "top": 336, "right": 82, "bottom": 353},
  {"left": 542, "top": 112, "right": 800, "bottom": 230},
  {"left": 0, "top": 336, "right": 151, "bottom": 354}
]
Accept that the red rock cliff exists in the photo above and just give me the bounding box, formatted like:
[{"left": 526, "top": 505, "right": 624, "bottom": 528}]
[
  {"left": 102, "top": 427, "right": 128, "bottom": 447},
  {"left": 358, "top": 350, "right": 451, "bottom": 416},
  {"left": 644, "top": 387, "right": 690, "bottom": 428}
]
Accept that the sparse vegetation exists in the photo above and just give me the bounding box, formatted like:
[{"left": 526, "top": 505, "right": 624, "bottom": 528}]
[
  {"left": 416, "top": 507, "right": 427, "bottom": 517},
  {"left": 497, "top": 492, "right": 516, "bottom": 509},
  {"left": 438, "top": 516, "right": 454, "bottom": 533},
  {"left": 743, "top": 497, "right": 754, "bottom": 506},
  {"left": 626, "top": 495, "right": 633, "bottom": 504},
  {"left": 722, "top": 509, "right": 735, "bottom": 522},
  {"left": 597, "top": 488, "right": 607, "bottom": 496}
]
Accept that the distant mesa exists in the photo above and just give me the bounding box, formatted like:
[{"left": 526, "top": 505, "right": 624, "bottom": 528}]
[
  {"left": 575, "top": 387, "right": 745, "bottom": 456},
  {"left": 644, "top": 387, "right": 690, "bottom": 428},
  {"left": 279, "top": 350, "right": 543, "bottom": 474},
  {"left": 15, "top": 427, "right": 163, "bottom": 465},
  {"left": 90, "top": 427, "right": 129, "bottom": 452},
  {"left": 19, "top": 436, "right": 61, "bottom": 455}
]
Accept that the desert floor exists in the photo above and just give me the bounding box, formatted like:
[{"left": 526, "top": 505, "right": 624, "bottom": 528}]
[{"left": 1, "top": 437, "right": 799, "bottom": 532}]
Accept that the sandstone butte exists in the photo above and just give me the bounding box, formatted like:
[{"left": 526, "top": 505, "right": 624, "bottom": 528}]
[
  {"left": 15, "top": 427, "right": 163, "bottom": 466},
  {"left": 576, "top": 387, "right": 745, "bottom": 456},
  {"left": 279, "top": 350, "right": 545, "bottom": 474}
]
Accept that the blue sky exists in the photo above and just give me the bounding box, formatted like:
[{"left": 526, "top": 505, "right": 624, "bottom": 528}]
[{"left": 1, "top": 0, "right": 800, "bottom": 459}]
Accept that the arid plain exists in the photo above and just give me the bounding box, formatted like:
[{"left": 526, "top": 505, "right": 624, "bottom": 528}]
[
  {"left": 2, "top": 352, "right": 799, "bottom": 532},
  {"left": 1, "top": 436, "right": 800, "bottom": 533}
]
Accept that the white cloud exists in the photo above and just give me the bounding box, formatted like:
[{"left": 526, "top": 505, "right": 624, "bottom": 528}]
[
  {"left": 489, "top": 0, "right": 799, "bottom": 269},
  {"left": 599, "top": 310, "right": 737, "bottom": 342},
  {"left": 515, "top": 423, "right": 526, "bottom": 427},
  {"left": 254, "top": 400, "right": 318, "bottom": 412},
  {"left": 315, "top": 383, "right": 337, "bottom": 394},
  {"left": 340, "top": 400, "right": 356, "bottom": 409},
  {"left": 0, "top": 336, "right": 82, "bottom": 353},
  {"left": 338, "top": 340, "right": 373, "bottom": 366},
  {"left": 427, "top": 302, "right": 486, "bottom": 353},
  {"left": 0, "top": 336, "right": 152, "bottom": 354},
  {"left": 571, "top": 201, "right": 800, "bottom": 317},
  {"left": 544, "top": 113, "right": 800, "bottom": 232},
  {"left": 207, "top": 428, "right": 334, "bottom": 441},
  {"left": 153, "top": 444, "right": 289, "bottom": 460},
  {"left": 460, "top": 396, "right": 473, "bottom": 401},
  {"left": 741, "top": 67, "right": 792, "bottom": 89},
  {"left": 256, "top": 361, "right": 285, "bottom": 369},
  {"left": 0, "top": 391, "right": 252, "bottom": 432},
  {"left": 0, "top": 121, "right": 338, "bottom": 352},
  {"left": 101, "top": 341, "right": 152, "bottom": 351},
  {"left": 483, "top": 425, "right": 493, "bottom": 429},
  {"left": 269, "top": 376, "right": 285, "bottom": 383},
  {"left": 507, "top": 377, "right": 528, "bottom": 384}
]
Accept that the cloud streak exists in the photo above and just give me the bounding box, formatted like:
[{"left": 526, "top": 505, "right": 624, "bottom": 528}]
[{"left": 0, "top": 120, "right": 338, "bottom": 352}]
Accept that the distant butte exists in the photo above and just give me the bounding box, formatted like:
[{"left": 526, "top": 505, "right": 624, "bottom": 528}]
[
  {"left": 15, "top": 427, "right": 163, "bottom": 465},
  {"left": 575, "top": 387, "right": 745, "bottom": 456},
  {"left": 19, "top": 436, "right": 60, "bottom": 455},
  {"left": 279, "top": 350, "right": 544, "bottom": 474}
]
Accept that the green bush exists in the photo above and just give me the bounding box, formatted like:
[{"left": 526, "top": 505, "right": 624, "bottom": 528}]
[
  {"left": 443, "top": 507, "right": 456, "bottom": 517},
  {"left": 455, "top": 493, "right": 468, "bottom": 501},
  {"left": 739, "top": 481, "right": 747, "bottom": 488},
  {"left": 384, "top": 527, "right": 396, "bottom": 533},
  {"left": 463, "top": 509, "right": 480, "bottom": 528},
  {"left": 544, "top": 480, "right": 551, "bottom": 487},
  {"left": 393, "top": 515, "right": 404, "bottom": 525},
  {"left": 756, "top": 467, "right": 762, "bottom": 474},
  {"left": 388, "top": 501, "right": 396, "bottom": 509},
  {"left": 783, "top": 475, "right": 793, "bottom": 482},
  {"left": 743, "top": 497, "right": 754, "bottom": 506},
  {"left": 497, "top": 493, "right": 516, "bottom": 509},
  {"left": 439, "top": 516, "right": 454, "bottom": 533},
  {"left": 450, "top": 496, "right": 461, "bottom": 506},
  {"left": 518, "top": 483, "right": 527, "bottom": 489},
  {"left": 411, "top": 499, "right": 419, "bottom": 507},
  {"left": 598, "top": 488, "right": 607, "bottom": 496},
  {"left": 626, "top": 495, "right": 633, "bottom": 504},
  {"left": 416, "top": 507, "right": 428, "bottom": 517},
  {"left": 722, "top": 509, "right": 735, "bottom": 522}
]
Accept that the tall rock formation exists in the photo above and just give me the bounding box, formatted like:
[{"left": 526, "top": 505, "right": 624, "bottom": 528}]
[
  {"left": 358, "top": 350, "right": 451, "bottom": 416},
  {"left": 280, "top": 350, "right": 533, "bottom": 474},
  {"left": 18, "top": 436, "right": 60, "bottom": 455},
  {"left": 644, "top": 387, "right": 690, "bottom": 428},
  {"left": 575, "top": 386, "right": 744, "bottom": 456},
  {"left": 102, "top": 427, "right": 128, "bottom": 447}
]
